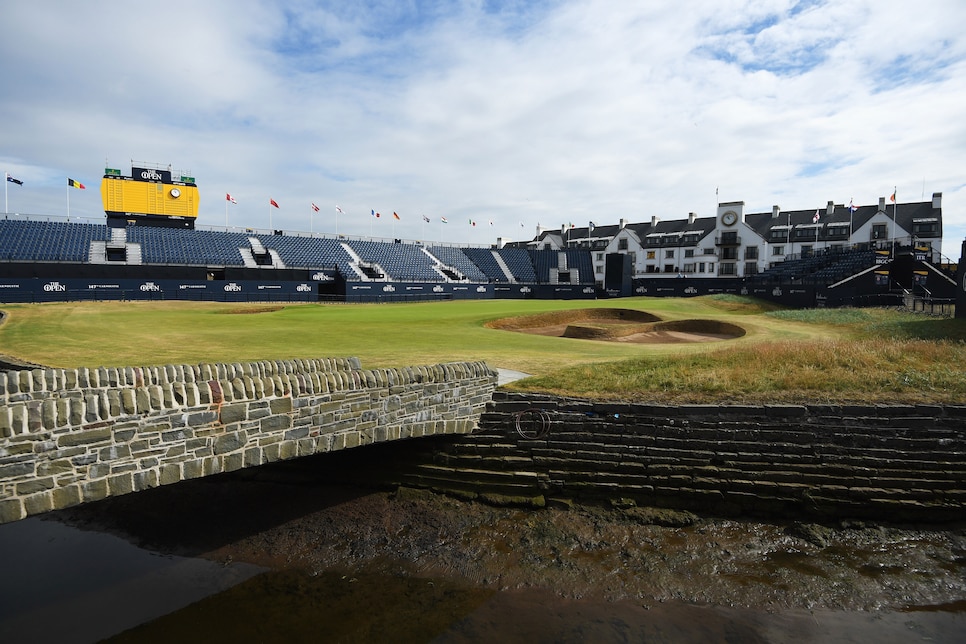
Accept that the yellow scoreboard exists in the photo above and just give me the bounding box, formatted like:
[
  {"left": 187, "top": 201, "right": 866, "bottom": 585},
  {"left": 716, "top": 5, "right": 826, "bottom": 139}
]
[{"left": 101, "top": 166, "right": 199, "bottom": 224}]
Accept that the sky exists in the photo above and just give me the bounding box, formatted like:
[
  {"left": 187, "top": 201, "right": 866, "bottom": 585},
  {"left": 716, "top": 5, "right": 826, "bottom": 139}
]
[{"left": 1, "top": 0, "right": 964, "bottom": 259}]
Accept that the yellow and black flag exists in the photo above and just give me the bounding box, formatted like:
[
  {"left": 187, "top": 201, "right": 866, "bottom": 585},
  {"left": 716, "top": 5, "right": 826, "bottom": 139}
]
[{"left": 68, "top": 178, "right": 85, "bottom": 189}]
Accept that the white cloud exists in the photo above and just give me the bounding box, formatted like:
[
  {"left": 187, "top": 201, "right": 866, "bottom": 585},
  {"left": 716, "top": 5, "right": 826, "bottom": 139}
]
[{"left": 1, "top": 0, "right": 964, "bottom": 258}]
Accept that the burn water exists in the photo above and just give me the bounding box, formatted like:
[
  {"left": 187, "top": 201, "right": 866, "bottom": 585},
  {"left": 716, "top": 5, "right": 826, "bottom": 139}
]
[{"left": 1, "top": 458, "right": 963, "bottom": 644}]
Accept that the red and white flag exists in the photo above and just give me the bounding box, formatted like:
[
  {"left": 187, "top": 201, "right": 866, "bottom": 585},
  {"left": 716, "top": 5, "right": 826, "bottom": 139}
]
[
  {"left": 336, "top": 205, "right": 344, "bottom": 214},
  {"left": 226, "top": 193, "right": 236, "bottom": 204},
  {"left": 270, "top": 198, "right": 280, "bottom": 208},
  {"left": 311, "top": 203, "right": 320, "bottom": 212}
]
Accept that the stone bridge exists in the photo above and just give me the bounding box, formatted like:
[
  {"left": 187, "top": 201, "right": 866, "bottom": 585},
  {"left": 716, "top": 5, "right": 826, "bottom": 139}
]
[{"left": 0, "top": 358, "right": 497, "bottom": 524}]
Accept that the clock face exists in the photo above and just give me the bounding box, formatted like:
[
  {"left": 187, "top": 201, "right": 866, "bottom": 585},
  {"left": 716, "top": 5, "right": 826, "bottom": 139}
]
[
  {"left": 722, "top": 211, "right": 738, "bottom": 226},
  {"left": 169, "top": 188, "right": 181, "bottom": 198}
]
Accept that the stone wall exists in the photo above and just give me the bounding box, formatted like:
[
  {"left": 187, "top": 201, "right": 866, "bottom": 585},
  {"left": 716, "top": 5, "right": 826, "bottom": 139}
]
[
  {"left": 389, "top": 392, "right": 966, "bottom": 523},
  {"left": 0, "top": 358, "right": 497, "bottom": 524}
]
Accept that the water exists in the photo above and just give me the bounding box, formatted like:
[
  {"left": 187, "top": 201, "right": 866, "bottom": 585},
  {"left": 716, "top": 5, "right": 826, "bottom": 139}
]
[
  {"left": 0, "top": 472, "right": 963, "bottom": 643},
  {"left": 0, "top": 517, "right": 263, "bottom": 644}
]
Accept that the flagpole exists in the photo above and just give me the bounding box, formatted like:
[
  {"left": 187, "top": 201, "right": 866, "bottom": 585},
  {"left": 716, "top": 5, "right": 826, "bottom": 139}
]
[
  {"left": 269, "top": 201, "right": 272, "bottom": 230},
  {"left": 892, "top": 186, "right": 897, "bottom": 253},
  {"left": 4, "top": 173, "right": 7, "bottom": 214},
  {"left": 226, "top": 199, "right": 229, "bottom": 227},
  {"left": 67, "top": 184, "right": 70, "bottom": 218}
]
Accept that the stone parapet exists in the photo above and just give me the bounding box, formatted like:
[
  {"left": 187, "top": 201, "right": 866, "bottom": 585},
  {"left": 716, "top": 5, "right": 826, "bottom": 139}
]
[{"left": 0, "top": 358, "right": 497, "bottom": 524}]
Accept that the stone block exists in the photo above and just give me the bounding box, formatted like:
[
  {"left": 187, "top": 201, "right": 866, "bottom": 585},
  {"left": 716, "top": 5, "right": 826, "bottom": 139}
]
[
  {"left": 133, "top": 470, "right": 159, "bottom": 491},
  {"left": 261, "top": 414, "right": 292, "bottom": 433},
  {"left": 82, "top": 479, "right": 110, "bottom": 503},
  {"left": 51, "top": 485, "right": 82, "bottom": 510},
  {"left": 0, "top": 461, "right": 35, "bottom": 478},
  {"left": 213, "top": 431, "right": 248, "bottom": 455},
  {"left": 0, "top": 498, "right": 25, "bottom": 523},
  {"left": 270, "top": 397, "right": 293, "bottom": 415},
  {"left": 23, "top": 492, "right": 52, "bottom": 516},
  {"left": 219, "top": 403, "right": 248, "bottom": 425},
  {"left": 108, "top": 473, "right": 134, "bottom": 496},
  {"left": 16, "top": 476, "right": 54, "bottom": 495}
]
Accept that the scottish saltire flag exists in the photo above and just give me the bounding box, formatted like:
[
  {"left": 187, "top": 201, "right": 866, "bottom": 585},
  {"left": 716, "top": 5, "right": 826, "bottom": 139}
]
[
  {"left": 68, "top": 178, "right": 85, "bottom": 189},
  {"left": 5, "top": 173, "right": 22, "bottom": 185}
]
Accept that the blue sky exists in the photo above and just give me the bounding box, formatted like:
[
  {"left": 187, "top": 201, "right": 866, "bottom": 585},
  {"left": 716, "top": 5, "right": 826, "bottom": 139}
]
[{"left": 2, "top": 0, "right": 964, "bottom": 259}]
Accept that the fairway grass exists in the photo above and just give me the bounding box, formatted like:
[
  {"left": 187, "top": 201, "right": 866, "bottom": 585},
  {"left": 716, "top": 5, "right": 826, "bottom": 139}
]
[{"left": 1, "top": 297, "right": 963, "bottom": 404}]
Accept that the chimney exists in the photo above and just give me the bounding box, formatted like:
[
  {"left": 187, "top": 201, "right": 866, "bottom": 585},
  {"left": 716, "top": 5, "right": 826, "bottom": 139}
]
[
  {"left": 619, "top": 218, "right": 627, "bottom": 229},
  {"left": 651, "top": 215, "right": 659, "bottom": 227},
  {"left": 878, "top": 196, "right": 886, "bottom": 212},
  {"left": 932, "top": 192, "right": 942, "bottom": 209},
  {"left": 772, "top": 205, "right": 781, "bottom": 219},
  {"left": 826, "top": 200, "right": 835, "bottom": 216},
  {"left": 688, "top": 212, "right": 696, "bottom": 225}
]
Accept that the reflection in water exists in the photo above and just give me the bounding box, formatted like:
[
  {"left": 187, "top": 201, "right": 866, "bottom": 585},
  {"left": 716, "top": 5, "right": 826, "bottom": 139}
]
[
  {"left": 103, "top": 568, "right": 966, "bottom": 644},
  {"left": 0, "top": 517, "right": 263, "bottom": 644}
]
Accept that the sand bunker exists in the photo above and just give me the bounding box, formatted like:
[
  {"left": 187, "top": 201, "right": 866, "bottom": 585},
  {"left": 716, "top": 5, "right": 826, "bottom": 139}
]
[{"left": 486, "top": 308, "right": 745, "bottom": 344}]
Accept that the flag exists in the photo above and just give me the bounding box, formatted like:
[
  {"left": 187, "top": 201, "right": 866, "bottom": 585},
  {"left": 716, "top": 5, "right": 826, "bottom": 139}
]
[
  {"left": 488, "top": 220, "right": 494, "bottom": 226},
  {"left": 375, "top": 211, "right": 381, "bottom": 218},
  {"left": 469, "top": 219, "right": 476, "bottom": 227},
  {"left": 890, "top": 190, "right": 896, "bottom": 203},
  {"left": 422, "top": 214, "right": 430, "bottom": 223},
  {"left": 393, "top": 212, "right": 400, "bottom": 220},
  {"left": 812, "top": 209, "right": 820, "bottom": 224},
  {"left": 589, "top": 221, "right": 596, "bottom": 230},
  {"left": 336, "top": 205, "right": 344, "bottom": 214},
  {"left": 311, "top": 203, "right": 320, "bottom": 212},
  {"left": 270, "top": 198, "right": 279, "bottom": 208},
  {"left": 848, "top": 199, "right": 858, "bottom": 213},
  {"left": 68, "top": 178, "right": 85, "bottom": 189},
  {"left": 226, "top": 193, "right": 236, "bottom": 204},
  {"left": 5, "top": 173, "right": 22, "bottom": 186},
  {"left": 440, "top": 217, "right": 448, "bottom": 224},
  {"left": 520, "top": 221, "right": 524, "bottom": 228}
]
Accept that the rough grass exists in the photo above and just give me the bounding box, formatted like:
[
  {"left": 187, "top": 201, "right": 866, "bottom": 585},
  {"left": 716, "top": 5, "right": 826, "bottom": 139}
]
[{"left": 1, "top": 297, "right": 962, "bottom": 404}]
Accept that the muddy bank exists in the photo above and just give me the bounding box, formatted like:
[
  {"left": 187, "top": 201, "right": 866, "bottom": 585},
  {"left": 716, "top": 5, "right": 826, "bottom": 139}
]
[{"left": 55, "top": 466, "right": 966, "bottom": 614}]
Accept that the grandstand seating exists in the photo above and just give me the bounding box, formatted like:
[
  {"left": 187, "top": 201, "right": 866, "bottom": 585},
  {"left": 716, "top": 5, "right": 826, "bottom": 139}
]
[
  {"left": 347, "top": 240, "right": 442, "bottom": 282},
  {"left": 753, "top": 248, "right": 877, "bottom": 286},
  {"left": 128, "top": 227, "right": 249, "bottom": 266},
  {"left": 0, "top": 219, "right": 106, "bottom": 263},
  {"left": 462, "top": 248, "right": 509, "bottom": 282},
  {"left": 498, "top": 248, "right": 538, "bottom": 282},
  {"left": 0, "top": 218, "right": 599, "bottom": 293},
  {"left": 427, "top": 246, "right": 489, "bottom": 282}
]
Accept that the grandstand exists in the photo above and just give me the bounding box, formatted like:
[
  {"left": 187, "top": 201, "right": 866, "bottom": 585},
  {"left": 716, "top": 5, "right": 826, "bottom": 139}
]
[{"left": 0, "top": 188, "right": 958, "bottom": 308}]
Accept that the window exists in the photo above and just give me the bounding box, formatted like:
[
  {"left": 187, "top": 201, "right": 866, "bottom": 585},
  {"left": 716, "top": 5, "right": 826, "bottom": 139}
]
[
  {"left": 618, "top": 238, "right": 628, "bottom": 250},
  {"left": 683, "top": 263, "right": 695, "bottom": 273},
  {"left": 646, "top": 250, "right": 656, "bottom": 260},
  {"left": 596, "top": 253, "right": 604, "bottom": 261},
  {"left": 665, "top": 250, "right": 674, "bottom": 259},
  {"left": 595, "top": 265, "right": 603, "bottom": 274},
  {"left": 664, "top": 264, "right": 675, "bottom": 273},
  {"left": 871, "top": 224, "right": 888, "bottom": 239},
  {"left": 772, "top": 245, "right": 784, "bottom": 256},
  {"left": 719, "top": 263, "right": 736, "bottom": 275},
  {"left": 684, "top": 249, "right": 694, "bottom": 258},
  {"left": 744, "top": 262, "right": 758, "bottom": 275},
  {"left": 744, "top": 247, "right": 758, "bottom": 260},
  {"left": 913, "top": 222, "right": 938, "bottom": 235},
  {"left": 720, "top": 231, "right": 738, "bottom": 244},
  {"left": 698, "top": 262, "right": 705, "bottom": 273},
  {"left": 721, "top": 247, "right": 738, "bottom": 260},
  {"left": 703, "top": 247, "right": 715, "bottom": 255}
]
